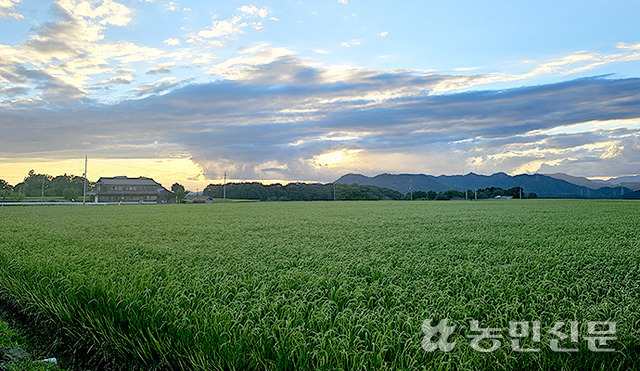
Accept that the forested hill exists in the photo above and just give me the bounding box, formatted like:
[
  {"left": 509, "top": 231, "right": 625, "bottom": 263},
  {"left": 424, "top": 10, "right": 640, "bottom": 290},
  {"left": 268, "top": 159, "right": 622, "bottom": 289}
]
[{"left": 335, "top": 173, "right": 634, "bottom": 199}]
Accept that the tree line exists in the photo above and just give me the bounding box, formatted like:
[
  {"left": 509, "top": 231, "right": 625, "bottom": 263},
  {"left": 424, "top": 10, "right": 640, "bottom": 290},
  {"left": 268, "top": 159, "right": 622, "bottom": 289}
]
[
  {"left": 407, "top": 186, "right": 537, "bottom": 200},
  {"left": 203, "top": 182, "right": 405, "bottom": 201},
  {"left": 203, "top": 183, "right": 537, "bottom": 201},
  {"left": 0, "top": 170, "right": 86, "bottom": 201},
  {"left": 1, "top": 170, "right": 537, "bottom": 202}
]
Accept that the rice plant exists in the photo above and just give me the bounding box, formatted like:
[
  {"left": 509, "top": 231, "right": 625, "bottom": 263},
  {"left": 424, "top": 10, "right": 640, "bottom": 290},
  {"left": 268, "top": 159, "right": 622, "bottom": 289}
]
[{"left": 0, "top": 200, "right": 638, "bottom": 369}]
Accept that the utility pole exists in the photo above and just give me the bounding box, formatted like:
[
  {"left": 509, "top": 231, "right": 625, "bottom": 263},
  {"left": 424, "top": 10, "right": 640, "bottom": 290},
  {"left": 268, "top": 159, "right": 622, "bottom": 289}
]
[
  {"left": 333, "top": 182, "right": 336, "bottom": 201},
  {"left": 223, "top": 171, "right": 226, "bottom": 201},
  {"left": 83, "top": 156, "right": 87, "bottom": 205},
  {"left": 409, "top": 177, "right": 413, "bottom": 201},
  {"left": 41, "top": 177, "right": 45, "bottom": 202}
]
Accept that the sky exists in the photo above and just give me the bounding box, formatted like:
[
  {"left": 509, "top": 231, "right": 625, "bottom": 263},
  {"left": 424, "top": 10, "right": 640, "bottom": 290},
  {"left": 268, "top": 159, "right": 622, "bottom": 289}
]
[{"left": 1, "top": 0, "right": 639, "bottom": 190}]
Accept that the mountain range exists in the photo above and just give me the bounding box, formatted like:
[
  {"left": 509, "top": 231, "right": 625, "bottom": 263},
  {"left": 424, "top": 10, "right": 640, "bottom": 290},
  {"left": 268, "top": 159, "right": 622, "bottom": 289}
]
[{"left": 335, "top": 172, "right": 639, "bottom": 199}]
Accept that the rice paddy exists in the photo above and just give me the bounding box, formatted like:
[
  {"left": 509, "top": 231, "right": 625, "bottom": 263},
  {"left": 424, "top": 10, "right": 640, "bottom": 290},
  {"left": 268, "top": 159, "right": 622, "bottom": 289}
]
[{"left": 0, "top": 200, "right": 639, "bottom": 369}]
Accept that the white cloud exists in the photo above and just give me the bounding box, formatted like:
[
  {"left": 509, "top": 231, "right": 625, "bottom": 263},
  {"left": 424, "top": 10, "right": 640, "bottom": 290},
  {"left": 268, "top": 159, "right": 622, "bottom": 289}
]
[
  {"left": 238, "top": 5, "right": 268, "bottom": 18},
  {"left": 164, "top": 1, "right": 178, "bottom": 11},
  {"left": 341, "top": 40, "right": 360, "bottom": 48},
  {"left": 452, "top": 66, "right": 481, "bottom": 72},
  {"left": 57, "top": 0, "right": 133, "bottom": 27},
  {"left": 314, "top": 49, "right": 330, "bottom": 55},
  {"left": 252, "top": 22, "right": 264, "bottom": 31},
  {"left": 0, "top": 0, "right": 173, "bottom": 104},
  {"left": 616, "top": 42, "right": 640, "bottom": 50},
  {"left": 428, "top": 47, "right": 640, "bottom": 94},
  {"left": 378, "top": 32, "right": 388, "bottom": 38},
  {"left": 164, "top": 38, "right": 181, "bottom": 46},
  {"left": 206, "top": 47, "right": 295, "bottom": 80},
  {"left": 338, "top": 0, "right": 347, "bottom": 4},
  {"left": 197, "top": 16, "right": 246, "bottom": 39},
  {"left": 0, "top": 0, "right": 23, "bottom": 20}
]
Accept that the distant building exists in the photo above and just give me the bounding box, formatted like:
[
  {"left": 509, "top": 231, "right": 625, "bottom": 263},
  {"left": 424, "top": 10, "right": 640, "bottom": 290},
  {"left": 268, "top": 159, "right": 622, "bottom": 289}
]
[
  {"left": 89, "top": 176, "right": 170, "bottom": 203},
  {"left": 494, "top": 195, "right": 513, "bottom": 199},
  {"left": 193, "top": 195, "right": 213, "bottom": 204}
]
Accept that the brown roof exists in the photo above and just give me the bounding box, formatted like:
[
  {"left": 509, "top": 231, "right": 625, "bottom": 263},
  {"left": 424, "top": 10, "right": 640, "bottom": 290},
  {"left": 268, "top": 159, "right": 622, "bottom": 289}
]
[{"left": 95, "top": 176, "right": 162, "bottom": 186}]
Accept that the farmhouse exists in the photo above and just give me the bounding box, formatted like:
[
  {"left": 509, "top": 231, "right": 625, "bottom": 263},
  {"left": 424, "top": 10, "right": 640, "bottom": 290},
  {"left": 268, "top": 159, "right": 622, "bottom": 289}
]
[{"left": 89, "top": 176, "right": 169, "bottom": 203}]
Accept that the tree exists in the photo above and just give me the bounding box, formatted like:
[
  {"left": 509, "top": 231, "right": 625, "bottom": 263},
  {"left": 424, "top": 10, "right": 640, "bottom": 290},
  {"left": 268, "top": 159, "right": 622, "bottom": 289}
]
[
  {"left": 171, "top": 183, "right": 187, "bottom": 203},
  {"left": 14, "top": 170, "right": 53, "bottom": 197},
  {"left": 62, "top": 188, "right": 79, "bottom": 201},
  {"left": 436, "top": 192, "right": 450, "bottom": 200},
  {"left": 0, "top": 179, "right": 12, "bottom": 200},
  {"left": 410, "top": 191, "right": 429, "bottom": 200}
]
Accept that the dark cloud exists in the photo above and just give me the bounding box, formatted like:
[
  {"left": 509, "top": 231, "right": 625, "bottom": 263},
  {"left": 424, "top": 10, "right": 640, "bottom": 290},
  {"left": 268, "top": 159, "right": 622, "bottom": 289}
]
[{"left": 1, "top": 70, "right": 639, "bottom": 180}]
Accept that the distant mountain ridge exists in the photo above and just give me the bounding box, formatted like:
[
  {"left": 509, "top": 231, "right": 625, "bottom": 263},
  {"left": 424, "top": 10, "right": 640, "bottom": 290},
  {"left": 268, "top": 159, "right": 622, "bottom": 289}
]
[
  {"left": 335, "top": 172, "right": 636, "bottom": 199},
  {"left": 544, "top": 173, "right": 640, "bottom": 191}
]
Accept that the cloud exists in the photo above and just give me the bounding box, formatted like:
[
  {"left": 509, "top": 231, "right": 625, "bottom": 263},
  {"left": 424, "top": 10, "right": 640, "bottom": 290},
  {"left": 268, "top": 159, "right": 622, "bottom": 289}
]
[
  {"left": 190, "top": 6, "right": 270, "bottom": 45},
  {"left": 0, "top": 0, "right": 172, "bottom": 105},
  {"left": 341, "top": 40, "right": 360, "bottom": 48},
  {"left": 0, "top": 0, "right": 23, "bottom": 19},
  {"left": 146, "top": 63, "right": 173, "bottom": 75},
  {"left": 2, "top": 47, "right": 639, "bottom": 182},
  {"left": 99, "top": 75, "right": 133, "bottom": 84},
  {"left": 164, "top": 38, "right": 181, "bottom": 46},
  {"left": 57, "top": 0, "right": 133, "bottom": 27},
  {"left": 133, "top": 76, "right": 178, "bottom": 95},
  {"left": 196, "top": 16, "right": 246, "bottom": 39},
  {"left": 378, "top": 32, "right": 388, "bottom": 38},
  {"left": 238, "top": 5, "right": 268, "bottom": 18},
  {"left": 338, "top": 0, "right": 347, "bottom": 4},
  {"left": 164, "top": 1, "right": 178, "bottom": 11}
]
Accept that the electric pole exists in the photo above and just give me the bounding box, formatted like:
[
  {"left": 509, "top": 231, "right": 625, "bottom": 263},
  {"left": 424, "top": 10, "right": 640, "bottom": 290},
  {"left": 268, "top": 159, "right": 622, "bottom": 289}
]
[
  {"left": 83, "top": 156, "right": 87, "bottom": 205},
  {"left": 409, "top": 177, "right": 413, "bottom": 200},
  {"left": 223, "top": 171, "right": 226, "bottom": 201},
  {"left": 333, "top": 182, "right": 336, "bottom": 201}
]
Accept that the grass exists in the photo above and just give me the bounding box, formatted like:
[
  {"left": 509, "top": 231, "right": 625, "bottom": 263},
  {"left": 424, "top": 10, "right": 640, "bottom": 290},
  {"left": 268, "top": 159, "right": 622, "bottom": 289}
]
[
  {"left": 0, "top": 318, "right": 59, "bottom": 371},
  {"left": 0, "top": 200, "right": 638, "bottom": 369}
]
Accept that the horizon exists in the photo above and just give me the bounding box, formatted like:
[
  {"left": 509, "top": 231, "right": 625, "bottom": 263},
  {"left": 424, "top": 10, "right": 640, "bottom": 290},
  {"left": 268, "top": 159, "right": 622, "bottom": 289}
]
[
  {"left": 2, "top": 167, "right": 636, "bottom": 192},
  {"left": 1, "top": 1, "right": 639, "bottom": 189}
]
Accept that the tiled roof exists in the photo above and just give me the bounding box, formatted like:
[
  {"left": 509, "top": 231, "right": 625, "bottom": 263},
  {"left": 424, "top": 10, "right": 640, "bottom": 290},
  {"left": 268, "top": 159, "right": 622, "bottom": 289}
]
[{"left": 95, "top": 176, "right": 162, "bottom": 186}]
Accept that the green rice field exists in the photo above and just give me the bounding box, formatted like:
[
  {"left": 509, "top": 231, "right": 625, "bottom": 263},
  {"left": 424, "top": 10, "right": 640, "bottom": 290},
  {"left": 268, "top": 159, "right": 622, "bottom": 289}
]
[{"left": 0, "top": 200, "right": 639, "bottom": 370}]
